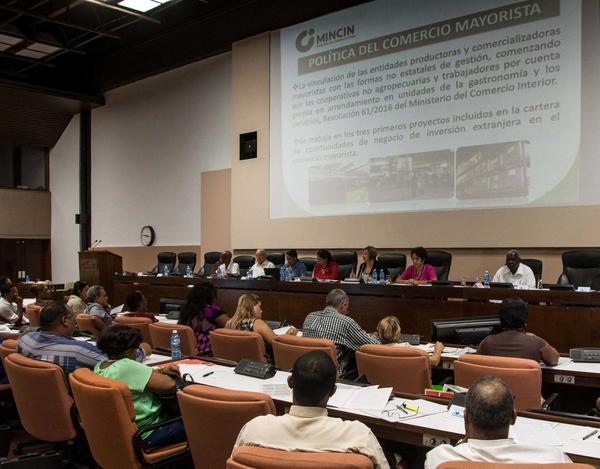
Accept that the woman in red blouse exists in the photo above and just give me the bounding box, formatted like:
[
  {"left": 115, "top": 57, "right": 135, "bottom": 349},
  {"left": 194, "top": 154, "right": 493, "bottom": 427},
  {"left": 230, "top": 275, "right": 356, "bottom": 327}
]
[{"left": 313, "top": 249, "right": 340, "bottom": 281}]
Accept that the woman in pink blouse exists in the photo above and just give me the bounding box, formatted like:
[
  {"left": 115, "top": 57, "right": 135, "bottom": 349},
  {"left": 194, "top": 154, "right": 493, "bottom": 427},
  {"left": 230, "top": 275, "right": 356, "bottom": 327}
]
[{"left": 396, "top": 247, "right": 437, "bottom": 285}]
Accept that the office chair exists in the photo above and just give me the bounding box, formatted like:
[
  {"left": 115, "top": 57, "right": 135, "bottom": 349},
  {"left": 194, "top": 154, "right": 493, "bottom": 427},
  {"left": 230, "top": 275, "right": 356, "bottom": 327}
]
[
  {"left": 272, "top": 335, "right": 337, "bottom": 371},
  {"left": 428, "top": 250, "right": 452, "bottom": 281},
  {"left": 174, "top": 252, "right": 197, "bottom": 275},
  {"left": 228, "top": 446, "right": 374, "bottom": 468},
  {"left": 298, "top": 257, "right": 317, "bottom": 273},
  {"left": 151, "top": 252, "right": 177, "bottom": 274},
  {"left": 200, "top": 251, "right": 221, "bottom": 275},
  {"left": 379, "top": 253, "right": 407, "bottom": 281},
  {"left": 521, "top": 258, "right": 543, "bottom": 285},
  {"left": 557, "top": 250, "right": 600, "bottom": 288},
  {"left": 210, "top": 329, "right": 267, "bottom": 363},
  {"left": 332, "top": 251, "right": 358, "bottom": 270},
  {"left": 266, "top": 252, "right": 285, "bottom": 267}
]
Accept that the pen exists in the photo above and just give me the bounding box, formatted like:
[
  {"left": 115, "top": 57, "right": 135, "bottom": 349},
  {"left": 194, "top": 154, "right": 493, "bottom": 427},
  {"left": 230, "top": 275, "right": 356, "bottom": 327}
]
[
  {"left": 402, "top": 403, "right": 419, "bottom": 413},
  {"left": 202, "top": 371, "right": 214, "bottom": 378},
  {"left": 396, "top": 405, "right": 408, "bottom": 415},
  {"left": 582, "top": 430, "right": 597, "bottom": 440}
]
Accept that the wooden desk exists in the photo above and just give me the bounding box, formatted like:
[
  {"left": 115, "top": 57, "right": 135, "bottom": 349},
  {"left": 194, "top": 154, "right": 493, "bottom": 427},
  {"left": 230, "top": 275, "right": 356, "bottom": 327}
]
[{"left": 114, "top": 275, "right": 600, "bottom": 353}]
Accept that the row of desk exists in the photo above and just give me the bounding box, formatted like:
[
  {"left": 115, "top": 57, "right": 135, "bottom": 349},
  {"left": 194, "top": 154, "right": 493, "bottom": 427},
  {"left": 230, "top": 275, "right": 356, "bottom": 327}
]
[{"left": 113, "top": 275, "right": 600, "bottom": 353}]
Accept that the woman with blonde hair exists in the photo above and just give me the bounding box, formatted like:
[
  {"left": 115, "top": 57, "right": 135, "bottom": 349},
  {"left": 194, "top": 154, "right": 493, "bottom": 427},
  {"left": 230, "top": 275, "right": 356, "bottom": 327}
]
[
  {"left": 225, "top": 294, "right": 296, "bottom": 359},
  {"left": 376, "top": 315, "right": 444, "bottom": 366}
]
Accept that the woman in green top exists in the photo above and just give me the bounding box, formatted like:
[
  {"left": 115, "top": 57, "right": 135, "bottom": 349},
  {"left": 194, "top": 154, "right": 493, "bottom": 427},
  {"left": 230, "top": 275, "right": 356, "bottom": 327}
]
[{"left": 94, "top": 325, "right": 186, "bottom": 447}]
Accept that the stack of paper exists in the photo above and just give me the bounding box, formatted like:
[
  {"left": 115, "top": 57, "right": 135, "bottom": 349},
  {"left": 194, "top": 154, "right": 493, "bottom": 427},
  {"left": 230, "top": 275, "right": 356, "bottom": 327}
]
[{"left": 328, "top": 384, "right": 392, "bottom": 411}]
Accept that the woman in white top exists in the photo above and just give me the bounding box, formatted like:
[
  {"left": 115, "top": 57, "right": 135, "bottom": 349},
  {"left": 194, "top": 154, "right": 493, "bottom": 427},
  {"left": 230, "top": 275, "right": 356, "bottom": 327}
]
[{"left": 376, "top": 316, "right": 444, "bottom": 366}]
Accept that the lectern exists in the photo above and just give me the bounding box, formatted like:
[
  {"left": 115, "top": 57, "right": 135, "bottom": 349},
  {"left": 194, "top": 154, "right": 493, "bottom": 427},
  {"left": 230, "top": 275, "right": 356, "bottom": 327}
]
[{"left": 79, "top": 250, "right": 122, "bottom": 298}]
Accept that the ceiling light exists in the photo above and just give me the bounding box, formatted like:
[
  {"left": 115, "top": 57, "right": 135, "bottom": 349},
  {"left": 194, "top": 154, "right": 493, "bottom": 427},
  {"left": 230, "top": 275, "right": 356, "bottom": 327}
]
[
  {"left": 0, "top": 33, "right": 22, "bottom": 46},
  {"left": 15, "top": 49, "right": 45, "bottom": 59},
  {"left": 117, "top": 0, "right": 162, "bottom": 12},
  {"left": 27, "top": 42, "right": 60, "bottom": 54}
]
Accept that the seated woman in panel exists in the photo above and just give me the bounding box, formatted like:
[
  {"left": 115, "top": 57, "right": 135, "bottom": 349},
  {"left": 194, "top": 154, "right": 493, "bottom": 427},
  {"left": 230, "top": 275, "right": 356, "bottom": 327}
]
[
  {"left": 122, "top": 291, "right": 158, "bottom": 322},
  {"left": 94, "top": 325, "right": 186, "bottom": 447},
  {"left": 312, "top": 249, "right": 340, "bottom": 281},
  {"left": 356, "top": 246, "right": 388, "bottom": 281},
  {"left": 67, "top": 281, "right": 89, "bottom": 316},
  {"left": 285, "top": 249, "right": 307, "bottom": 279},
  {"left": 178, "top": 283, "right": 229, "bottom": 355},
  {"left": 225, "top": 293, "right": 296, "bottom": 360},
  {"left": 395, "top": 247, "right": 437, "bottom": 285},
  {"left": 377, "top": 316, "right": 444, "bottom": 366}
]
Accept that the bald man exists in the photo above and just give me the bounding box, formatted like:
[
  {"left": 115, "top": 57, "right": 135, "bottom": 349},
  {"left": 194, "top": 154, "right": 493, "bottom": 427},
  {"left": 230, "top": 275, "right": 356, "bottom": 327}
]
[
  {"left": 425, "top": 376, "right": 570, "bottom": 468},
  {"left": 492, "top": 250, "right": 536, "bottom": 288},
  {"left": 249, "top": 249, "right": 275, "bottom": 277}
]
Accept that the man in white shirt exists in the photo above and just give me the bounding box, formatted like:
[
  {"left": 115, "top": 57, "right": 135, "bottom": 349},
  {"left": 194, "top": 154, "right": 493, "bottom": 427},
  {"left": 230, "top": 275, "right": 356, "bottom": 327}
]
[
  {"left": 425, "top": 376, "right": 571, "bottom": 468},
  {"left": 234, "top": 350, "right": 390, "bottom": 469},
  {"left": 215, "top": 251, "right": 240, "bottom": 277},
  {"left": 249, "top": 249, "right": 275, "bottom": 277},
  {"left": 0, "top": 283, "right": 24, "bottom": 325},
  {"left": 492, "top": 250, "right": 536, "bottom": 288}
]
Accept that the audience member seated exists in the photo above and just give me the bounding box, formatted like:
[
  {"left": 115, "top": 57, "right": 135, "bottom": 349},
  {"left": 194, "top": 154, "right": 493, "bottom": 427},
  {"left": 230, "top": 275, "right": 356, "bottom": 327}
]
[
  {"left": 395, "top": 247, "right": 437, "bottom": 285},
  {"left": 86, "top": 285, "right": 113, "bottom": 326},
  {"left": 249, "top": 249, "right": 275, "bottom": 277},
  {"left": 67, "top": 281, "right": 89, "bottom": 315},
  {"left": 303, "top": 289, "right": 379, "bottom": 377},
  {"left": 122, "top": 291, "right": 158, "bottom": 322},
  {"left": 225, "top": 294, "right": 296, "bottom": 360},
  {"left": 213, "top": 250, "right": 240, "bottom": 277},
  {"left": 493, "top": 249, "right": 536, "bottom": 288},
  {"left": 0, "top": 283, "right": 24, "bottom": 326},
  {"left": 0, "top": 276, "right": 12, "bottom": 288},
  {"left": 477, "top": 298, "right": 560, "bottom": 366},
  {"left": 313, "top": 249, "right": 340, "bottom": 281},
  {"left": 17, "top": 301, "right": 107, "bottom": 374},
  {"left": 178, "top": 283, "right": 229, "bottom": 354},
  {"left": 30, "top": 283, "right": 52, "bottom": 307},
  {"left": 377, "top": 316, "right": 444, "bottom": 366},
  {"left": 285, "top": 249, "right": 307, "bottom": 279},
  {"left": 234, "top": 350, "right": 390, "bottom": 469},
  {"left": 424, "top": 375, "right": 571, "bottom": 468},
  {"left": 357, "top": 246, "right": 388, "bottom": 281},
  {"left": 94, "top": 325, "right": 187, "bottom": 447}
]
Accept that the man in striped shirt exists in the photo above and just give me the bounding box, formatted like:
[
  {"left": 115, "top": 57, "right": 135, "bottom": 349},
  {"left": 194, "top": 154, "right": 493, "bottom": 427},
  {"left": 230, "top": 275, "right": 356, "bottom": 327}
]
[
  {"left": 18, "top": 301, "right": 106, "bottom": 374},
  {"left": 303, "top": 289, "right": 379, "bottom": 378}
]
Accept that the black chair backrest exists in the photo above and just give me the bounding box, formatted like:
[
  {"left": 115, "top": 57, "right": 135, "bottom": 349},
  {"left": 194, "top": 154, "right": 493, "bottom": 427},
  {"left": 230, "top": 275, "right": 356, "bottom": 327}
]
[
  {"left": 427, "top": 250, "right": 452, "bottom": 281},
  {"left": 174, "top": 252, "right": 197, "bottom": 274},
  {"left": 338, "top": 264, "right": 353, "bottom": 280},
  {"left": 266, "top": 252, "right": 285, "bottom": 267},
  {"left": 203, "top": 251, "right": 221, "bottom": 265},
  {"left": 333, "top": 251, "right": 357, "bottom": 270},
  {"left": 521, "top": 258, "right": 543, "bottom": 284},
  {"left": 560, "top": 250, "right": 600, "bottom": 288},
  {"left": 379, "top": 253, "right": 407, "bottom": 273},
  {"left": 299, "top": 257, "right": 317, "bottom": 273},
  {"left": 233, "top": 255, "right": 255, "bottom": 270},
  {"left": 153, "top": 252, "right": 176, "bottom": 274}
]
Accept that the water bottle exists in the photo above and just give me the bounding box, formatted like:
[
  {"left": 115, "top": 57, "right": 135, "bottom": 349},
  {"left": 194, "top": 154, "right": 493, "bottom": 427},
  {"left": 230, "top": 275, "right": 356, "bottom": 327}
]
[
  {"left": 25, "top": 273, "right": 30, "bottom": 283},
  {"left": 247, "top": 268, "right": 253, "bottom": 280},
  {"left": 279, "top": 266, "right": 285, "bottom": 282},
  {"left": 379, "top": 269, "right": 385, "bottom": 284},
  {"left": 185, "top": 265, "right": 192, "bottom": 277},
  {"left": 216, "top": 267, "right": 222, "bottom": 279},
  {"left": 484, "top": 270, "right": 490, "bottom": 287},
  {"left": 371, "top": 269, "right": 378, "bottom": 284},
  {"left": 170, "top": 330, "right": 181, "bottom": 359},
  {"left": 163, "top": 264, "right": 169, "bottom": 277}
]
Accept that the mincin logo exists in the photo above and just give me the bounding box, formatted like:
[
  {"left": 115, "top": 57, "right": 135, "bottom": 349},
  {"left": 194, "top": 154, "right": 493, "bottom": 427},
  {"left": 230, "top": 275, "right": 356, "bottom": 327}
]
[{"left": 296, "top": 28, "right": 315, "bottom": 53}]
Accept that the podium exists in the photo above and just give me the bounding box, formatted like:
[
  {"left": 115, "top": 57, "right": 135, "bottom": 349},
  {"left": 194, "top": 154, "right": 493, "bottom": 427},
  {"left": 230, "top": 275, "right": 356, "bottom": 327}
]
[{"left": 79, "top": 250, "right": 122, "bottom": 298}]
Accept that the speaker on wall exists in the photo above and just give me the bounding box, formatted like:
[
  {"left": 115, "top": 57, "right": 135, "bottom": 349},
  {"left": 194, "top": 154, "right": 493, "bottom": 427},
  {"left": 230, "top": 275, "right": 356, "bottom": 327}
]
[{"left": 239, "top": 131, "right": 257, "bottom": 160}]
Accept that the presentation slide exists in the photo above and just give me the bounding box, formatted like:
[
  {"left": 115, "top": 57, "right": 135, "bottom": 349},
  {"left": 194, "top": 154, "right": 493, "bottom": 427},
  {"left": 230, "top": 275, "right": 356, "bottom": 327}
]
[{"left": 270, "top": 0, "right": 590, "bottom": 219}]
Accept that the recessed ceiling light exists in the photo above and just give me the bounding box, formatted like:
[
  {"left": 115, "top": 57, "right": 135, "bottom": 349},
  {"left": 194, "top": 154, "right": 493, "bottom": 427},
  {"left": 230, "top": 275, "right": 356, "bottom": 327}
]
[
  {"left": 0, "top": 33, "right": 22, "bottom": 45},
  {"left": 15, "top": 49, "right": 46, "bottom": 59},
  {"left": 27, "top": 42, "right": 60, "bottom": 54},
  {"left": 117, "top": 0, "right": 161, "bottom": 12}
]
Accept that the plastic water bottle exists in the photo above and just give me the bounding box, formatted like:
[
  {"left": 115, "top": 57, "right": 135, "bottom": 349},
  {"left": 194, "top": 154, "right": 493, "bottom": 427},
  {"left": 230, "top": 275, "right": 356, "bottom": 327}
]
[
  {"left": 163, "top": 264, "right": 169, "bottom": 277},
  {"left": 25, "top": 273, "right": 30, "bottom": 283},
  {"left": 279, "top": 266, "right": 285, "bottom": 281},
  {"left": 379, "top": 269, "right": 385, "bottom": 284},
  {"left": 371, "top": 269, "right": 378, "bottom": 284},
  {"left": 185, "top": 265, "right": 192, "bottom": 278},
  {"left": 247, "top": 268, "right": 253, "bottom": 280},
  {"left": 484, "top": 270, "right": 490, "bottom": 288},
  {"left": 170, "top": 330, "right": 181, "bottom": 359},
  {"left": 216, "top": 267, "right": 222, "bottom": 279}
]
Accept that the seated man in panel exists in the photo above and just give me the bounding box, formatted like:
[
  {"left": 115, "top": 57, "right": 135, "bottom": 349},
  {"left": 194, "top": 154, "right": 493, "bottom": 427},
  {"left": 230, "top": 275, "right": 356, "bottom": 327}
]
[
  {"left": 302, "top": 289, "right": 379, "bottom": 378},
  {"left": 425, "top": 375, "right": 571, "bottom": 468},
  {"left": 492, "top": 249, "right": 536, "bottom": 288},
  {"left": 477, "top": 297, "right": 560, "bottom": 366},
  {"left": 249, "top": 249, "right": 275, "bottom": 277},
  {"left": 0, "top": 283, "right": 24, "bottom": 326},
  {"left": 18, "top": 301, "right": 107, "bottom": 374},
  {"left": 234, "top": 350, "right": 390, "bottom": 469},
  {"left": 214, "top": 250, "right": 240, "bottom": 277}
]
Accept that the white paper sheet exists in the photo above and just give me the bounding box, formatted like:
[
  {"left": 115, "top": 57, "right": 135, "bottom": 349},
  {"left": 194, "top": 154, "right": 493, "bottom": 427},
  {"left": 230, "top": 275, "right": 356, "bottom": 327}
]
[
  {"left": 111, "top": 304, "right": 124, "bottom": 314},
  {"left": 328, "top": 384, "right": 392, "bottom": 411},
  {"left": 509, "top": 418, "right": 562, "bottom": 446}
]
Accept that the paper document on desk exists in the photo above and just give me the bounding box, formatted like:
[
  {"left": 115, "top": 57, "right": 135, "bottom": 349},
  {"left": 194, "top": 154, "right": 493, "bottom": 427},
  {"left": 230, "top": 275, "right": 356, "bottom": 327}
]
[
  {"left": 178, "top": 363, "right": 215, "bottom": 381},
  {"left": 261, "top": 383, "right": 293, "bottom": 401},
  {"left": 22, "top": 298, "right": 36, "bottom": 307},
  {"left": 273, "top": 326, "right": 293, "bottom": 335},
  {"left": 111, "top": 304, "right": 124, "bottom": 314},
  {"left": 509, "top": 418, "right": 562, "bottom": 446},
  {"left": 328, "top": 384, "right": 392, "bottom": 410},
  {"left": 362, "top": 397, "right": 446, "bottom": 422}
]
